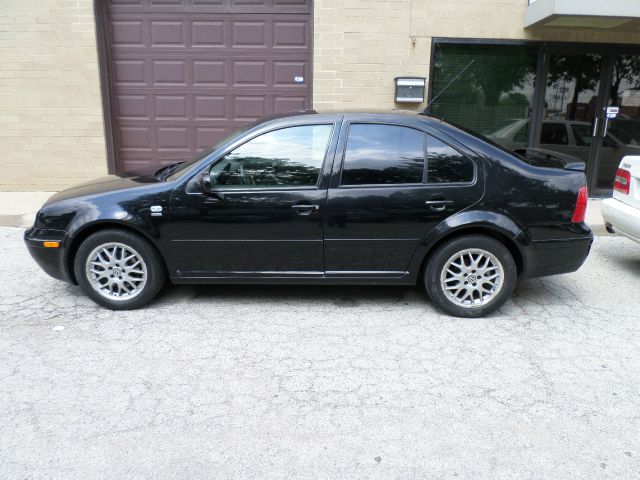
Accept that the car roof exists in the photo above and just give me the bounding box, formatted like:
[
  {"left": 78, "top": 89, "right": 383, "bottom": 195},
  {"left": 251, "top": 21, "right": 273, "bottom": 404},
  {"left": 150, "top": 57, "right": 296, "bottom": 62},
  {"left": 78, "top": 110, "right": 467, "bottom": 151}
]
[{"left": 254, "top": 109, "right": 442, "bottom": 127}]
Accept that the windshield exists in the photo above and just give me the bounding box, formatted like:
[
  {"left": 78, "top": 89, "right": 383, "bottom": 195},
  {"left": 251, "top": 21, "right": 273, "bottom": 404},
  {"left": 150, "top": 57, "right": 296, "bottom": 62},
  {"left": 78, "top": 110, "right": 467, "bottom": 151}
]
[{"left": 166, "top": 128, "right": 248, "bottom": 180}]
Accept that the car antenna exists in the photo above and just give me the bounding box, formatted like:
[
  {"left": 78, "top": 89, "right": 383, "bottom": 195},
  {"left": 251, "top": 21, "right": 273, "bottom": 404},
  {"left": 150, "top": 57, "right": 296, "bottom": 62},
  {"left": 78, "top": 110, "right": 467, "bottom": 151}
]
[{"left": 422, "top": 59, "right": 475, "bottom": 115}]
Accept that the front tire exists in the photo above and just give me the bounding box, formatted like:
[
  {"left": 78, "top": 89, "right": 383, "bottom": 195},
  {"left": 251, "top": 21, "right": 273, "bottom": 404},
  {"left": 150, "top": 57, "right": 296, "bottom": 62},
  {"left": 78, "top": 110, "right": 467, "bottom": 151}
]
[
  {"left": 424, "top": 235, "right": 517, "bottom": 318},
  {"left": 74, "top": 229, "right": 166, "bottom": 310}
]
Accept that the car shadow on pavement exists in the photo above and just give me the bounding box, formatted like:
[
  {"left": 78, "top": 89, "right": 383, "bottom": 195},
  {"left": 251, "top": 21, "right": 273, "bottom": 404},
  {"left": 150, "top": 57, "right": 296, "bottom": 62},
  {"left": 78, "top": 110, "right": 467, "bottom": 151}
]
[
  {"left": 163, "top": 283, "right": 425, "bottom": 308},
  {"left": 601, "top": 244, "right": 640, "bottom": 276}
]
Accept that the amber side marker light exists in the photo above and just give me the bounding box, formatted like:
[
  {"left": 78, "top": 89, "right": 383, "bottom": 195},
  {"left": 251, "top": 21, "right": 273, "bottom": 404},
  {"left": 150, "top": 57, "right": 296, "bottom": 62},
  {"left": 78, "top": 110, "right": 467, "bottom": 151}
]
[{"left": 43, "top": 241, "right": 60, "bottom": 248}]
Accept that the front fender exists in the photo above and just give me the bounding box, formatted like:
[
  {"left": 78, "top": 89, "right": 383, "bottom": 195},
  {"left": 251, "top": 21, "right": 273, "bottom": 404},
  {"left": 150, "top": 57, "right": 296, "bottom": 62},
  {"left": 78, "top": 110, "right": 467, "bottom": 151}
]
[{"left": 406, "top": 209, "right": 530, "bottom": 281}]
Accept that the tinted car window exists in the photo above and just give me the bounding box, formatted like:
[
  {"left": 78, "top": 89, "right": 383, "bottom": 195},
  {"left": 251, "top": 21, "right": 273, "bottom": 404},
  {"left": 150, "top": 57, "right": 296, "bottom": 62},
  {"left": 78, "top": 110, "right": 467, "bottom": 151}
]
[
  {"left": 540, "top": 123, "right": 569, "bottom": 145},
  {"left": 341, "top": 124, "right": 425, "bottom": 185},
  {"left": 210, "top": 125, "right": 332, "bottom": 188},
  {"left": 426, "top": 135, "right": 474, "bottom": 183},
  {"left": 571, "top": 123, "right": 592, "bottom": 147}
]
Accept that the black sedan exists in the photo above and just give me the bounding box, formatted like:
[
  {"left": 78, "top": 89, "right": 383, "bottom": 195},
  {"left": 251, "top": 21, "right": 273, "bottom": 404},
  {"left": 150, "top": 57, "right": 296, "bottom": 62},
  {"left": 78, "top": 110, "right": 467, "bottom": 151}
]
[{"left": 25, "top": 111, "right": 592, "bottom": 317}]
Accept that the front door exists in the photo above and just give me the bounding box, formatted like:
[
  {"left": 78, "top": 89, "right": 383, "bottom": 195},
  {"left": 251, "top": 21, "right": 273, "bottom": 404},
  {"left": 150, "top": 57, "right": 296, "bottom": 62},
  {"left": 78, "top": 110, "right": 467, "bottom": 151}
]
[
  {"left": 167, "top": 123, "right": 336, "bottom": 278},
  {"left": 324, "top": 121, "right": 483, "bottom": 277}
]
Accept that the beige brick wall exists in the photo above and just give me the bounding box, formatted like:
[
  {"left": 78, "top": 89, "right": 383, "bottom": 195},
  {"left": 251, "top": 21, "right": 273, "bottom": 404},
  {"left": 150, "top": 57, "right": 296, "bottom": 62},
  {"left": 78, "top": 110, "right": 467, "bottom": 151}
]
[
  {"left": 313, "top": 0, "right": 640, "bottom": 112},
  {"left": 0, "top": 0, "right": 106, "bottom": 192}
]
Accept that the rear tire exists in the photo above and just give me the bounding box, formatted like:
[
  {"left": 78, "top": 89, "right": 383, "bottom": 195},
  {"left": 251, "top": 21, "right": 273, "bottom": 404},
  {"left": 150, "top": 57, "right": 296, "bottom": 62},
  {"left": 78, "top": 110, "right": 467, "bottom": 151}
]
[
  {"left": 424, "top": 235, "right": 516, "bottom": 318},
  {"left": 74, "top": 229, "right": 166, "bottom": 310}
]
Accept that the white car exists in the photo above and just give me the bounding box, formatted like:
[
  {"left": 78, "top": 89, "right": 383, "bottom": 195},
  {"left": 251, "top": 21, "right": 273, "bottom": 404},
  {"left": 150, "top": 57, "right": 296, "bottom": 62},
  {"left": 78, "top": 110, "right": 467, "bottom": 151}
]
[{"left": 602, "top": 156, "right": 640, "bottom": 244}]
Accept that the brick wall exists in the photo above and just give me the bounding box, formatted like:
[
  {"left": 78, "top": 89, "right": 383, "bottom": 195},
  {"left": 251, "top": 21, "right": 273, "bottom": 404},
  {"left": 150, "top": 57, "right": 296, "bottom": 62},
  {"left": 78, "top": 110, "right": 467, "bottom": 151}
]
[
  {"left": 313, "top": 0, "right": 640, "bottom": 111},
  {"left": 0, "top": 0, "right": 106, "bottom": 192}
]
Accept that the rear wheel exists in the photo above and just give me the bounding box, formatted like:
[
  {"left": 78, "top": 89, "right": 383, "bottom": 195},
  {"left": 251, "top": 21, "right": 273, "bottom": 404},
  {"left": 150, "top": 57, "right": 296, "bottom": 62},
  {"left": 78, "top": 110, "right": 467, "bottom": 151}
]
[
  {"left": 74, "top": 229, "right": 166, "bottom": 310},
  {"left": 424, "top": 235, "right": 516, "bottom": 318}
]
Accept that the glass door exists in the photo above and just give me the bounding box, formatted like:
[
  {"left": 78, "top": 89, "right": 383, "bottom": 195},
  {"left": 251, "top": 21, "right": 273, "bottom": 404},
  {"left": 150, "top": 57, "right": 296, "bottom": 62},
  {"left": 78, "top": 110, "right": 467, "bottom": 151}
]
[
  {"left": 594, "top": 54, "right": 640, "bottom": 191},
  {"left": 537, "top": 50, "right": 606, "bottom": 189}
]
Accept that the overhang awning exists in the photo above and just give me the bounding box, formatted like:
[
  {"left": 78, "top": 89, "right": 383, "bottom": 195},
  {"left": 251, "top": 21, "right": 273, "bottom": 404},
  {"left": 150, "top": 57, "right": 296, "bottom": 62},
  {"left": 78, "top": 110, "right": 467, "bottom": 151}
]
[{"left": 525, "top": 0, "right": 640, "bottom": 32}]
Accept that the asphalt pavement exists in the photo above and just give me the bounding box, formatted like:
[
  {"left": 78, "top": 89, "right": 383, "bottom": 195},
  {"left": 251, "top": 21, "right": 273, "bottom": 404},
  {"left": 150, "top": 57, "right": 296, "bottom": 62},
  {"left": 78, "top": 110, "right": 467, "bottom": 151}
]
[{"left": 1, "top": 226, "right": 639, "bottom": 479}]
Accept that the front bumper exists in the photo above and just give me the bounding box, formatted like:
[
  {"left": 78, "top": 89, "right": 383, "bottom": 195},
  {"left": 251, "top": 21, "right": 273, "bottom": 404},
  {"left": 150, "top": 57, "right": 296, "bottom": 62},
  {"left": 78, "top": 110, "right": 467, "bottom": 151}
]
[
  {"left": 24, "top": 227, "right": 72, "bottom": 282},
  {"left": 602, "top": 197, "right": 640, "bottom": 244}
]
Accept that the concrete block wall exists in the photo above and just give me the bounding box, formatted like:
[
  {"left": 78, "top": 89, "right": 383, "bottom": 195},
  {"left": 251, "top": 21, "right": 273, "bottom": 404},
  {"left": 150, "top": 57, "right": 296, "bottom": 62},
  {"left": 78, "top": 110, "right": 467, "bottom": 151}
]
[
  {"left": 0, "top": 0, "right": 106, "bottom": 192},
  {"left": 312, "top": 0, "right": 640, "bottom": 111}
]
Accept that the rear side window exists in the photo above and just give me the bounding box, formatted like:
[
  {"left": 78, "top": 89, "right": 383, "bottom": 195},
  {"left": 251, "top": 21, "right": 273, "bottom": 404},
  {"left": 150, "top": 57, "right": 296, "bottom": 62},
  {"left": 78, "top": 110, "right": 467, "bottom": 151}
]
[
  {"left": 541, "top": 122, "right": 569, "bottom": 145},
  {"left": 341, "top": 124, "right": 425, "bottom": 185},
  {"left": 426, "top": 135, "right": 474, "bottom": 183}
]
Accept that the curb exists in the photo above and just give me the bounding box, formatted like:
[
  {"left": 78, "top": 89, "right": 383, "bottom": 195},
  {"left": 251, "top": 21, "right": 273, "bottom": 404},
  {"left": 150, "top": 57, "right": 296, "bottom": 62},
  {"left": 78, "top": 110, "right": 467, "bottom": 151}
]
[{"left": 0, "top": 214, "right": 35, "bottom": 228}]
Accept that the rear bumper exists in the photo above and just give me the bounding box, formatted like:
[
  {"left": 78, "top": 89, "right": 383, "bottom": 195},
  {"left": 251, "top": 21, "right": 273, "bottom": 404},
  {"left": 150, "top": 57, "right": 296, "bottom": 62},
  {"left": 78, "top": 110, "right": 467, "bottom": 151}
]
[
  {"left": 601, "top": 197, "right": 640, "bottom": 244},
  {"left": 522, "top": 233, "right": 593, "bottom": 279},
  {"left": 24, "top": 227, "right": 72, "bottom": 283}
]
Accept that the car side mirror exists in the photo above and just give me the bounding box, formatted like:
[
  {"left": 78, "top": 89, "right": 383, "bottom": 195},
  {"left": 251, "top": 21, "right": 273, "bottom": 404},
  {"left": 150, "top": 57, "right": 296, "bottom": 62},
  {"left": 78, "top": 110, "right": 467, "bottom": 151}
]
[
  {"left": 199, "top": 172, "right": 224, "bottom": 200},
  {"left": 200, "top": 172, "right": 212, "bottom": 192}
]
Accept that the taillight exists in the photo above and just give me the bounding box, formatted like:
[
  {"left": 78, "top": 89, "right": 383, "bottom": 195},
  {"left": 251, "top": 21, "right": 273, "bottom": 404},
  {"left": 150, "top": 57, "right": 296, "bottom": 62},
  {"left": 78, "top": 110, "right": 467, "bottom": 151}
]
[
  {"left": 572, "top": 185, "right": 588, "bottom": 223},
  {"left": 614, "top": 168, "right": 631, "bottom": 195}
]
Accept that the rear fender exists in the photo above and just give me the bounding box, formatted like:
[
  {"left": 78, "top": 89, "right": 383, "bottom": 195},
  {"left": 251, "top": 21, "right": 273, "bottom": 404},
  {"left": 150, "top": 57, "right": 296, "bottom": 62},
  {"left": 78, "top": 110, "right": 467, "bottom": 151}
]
[{"left": 406, "top": 210, "right": 529, "bottom": 282}]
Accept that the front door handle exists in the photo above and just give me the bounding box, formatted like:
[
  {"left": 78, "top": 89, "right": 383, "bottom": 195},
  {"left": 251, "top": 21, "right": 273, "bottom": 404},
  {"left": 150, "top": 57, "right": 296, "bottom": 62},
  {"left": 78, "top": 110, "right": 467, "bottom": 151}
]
[
  {"left": 425, "top": 199, "right": 453, "bottom": 212},
  {"left": 291, "top": 204, "right": 319, "bottom": 216}
]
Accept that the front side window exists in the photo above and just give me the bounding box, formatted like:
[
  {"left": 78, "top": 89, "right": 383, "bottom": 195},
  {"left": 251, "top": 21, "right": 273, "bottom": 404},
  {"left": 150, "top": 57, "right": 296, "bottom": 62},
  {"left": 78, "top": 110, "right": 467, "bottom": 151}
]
[
  {"left": 210, "top": 125, "right": 332, "bottom": 188},
  {"left": 426, "top": 135, "right": 474, "bottom": 183},
  {"left": 341, "top": 124, "right": 425, "bottom": 185}
]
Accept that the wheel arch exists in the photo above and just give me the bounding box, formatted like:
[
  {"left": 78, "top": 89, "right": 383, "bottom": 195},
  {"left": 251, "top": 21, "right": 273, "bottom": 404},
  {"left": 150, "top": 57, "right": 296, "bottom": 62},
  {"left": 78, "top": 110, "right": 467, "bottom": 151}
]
[
  {"left": 417, "top": 226, "right": 525, "bottom": 281},
  {"left": 412, "top": 211, "right": 529, "bottom": 283},
  {"left": 65, "top": 221, "right": 166, "bottom": 284}
]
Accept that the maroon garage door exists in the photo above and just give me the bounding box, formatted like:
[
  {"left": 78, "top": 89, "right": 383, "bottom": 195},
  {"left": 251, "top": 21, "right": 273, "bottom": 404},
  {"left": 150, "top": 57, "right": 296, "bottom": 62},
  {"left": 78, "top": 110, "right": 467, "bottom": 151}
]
[{"left": 103, "top": 0, "right": 312, "bottom": 174}]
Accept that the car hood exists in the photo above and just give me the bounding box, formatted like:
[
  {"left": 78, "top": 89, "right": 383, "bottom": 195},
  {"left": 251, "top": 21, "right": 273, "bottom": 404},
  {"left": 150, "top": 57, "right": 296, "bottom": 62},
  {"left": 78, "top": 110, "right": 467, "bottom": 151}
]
[{"left": 44, "top": 174, "right": 162, "bottom": 206}]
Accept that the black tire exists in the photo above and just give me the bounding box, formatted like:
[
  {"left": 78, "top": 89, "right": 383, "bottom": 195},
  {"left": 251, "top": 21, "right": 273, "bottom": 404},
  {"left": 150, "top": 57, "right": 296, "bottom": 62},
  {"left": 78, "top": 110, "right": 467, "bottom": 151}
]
[
  {"left": 424, "top": 235, "right": 517, "bottom": 318},
  {"left": 74, "top": 229, "right": 166, "bottom": 310}
]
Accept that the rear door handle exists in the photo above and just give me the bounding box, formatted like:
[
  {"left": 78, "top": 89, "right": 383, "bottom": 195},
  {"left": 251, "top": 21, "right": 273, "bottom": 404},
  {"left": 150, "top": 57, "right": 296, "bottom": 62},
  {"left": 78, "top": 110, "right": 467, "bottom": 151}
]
[
  {"left": 425, "top": 199, "right": 453, "bottom": 211},
  {"left": 291, "top": 204, "right": 319, "bottom": 216}
]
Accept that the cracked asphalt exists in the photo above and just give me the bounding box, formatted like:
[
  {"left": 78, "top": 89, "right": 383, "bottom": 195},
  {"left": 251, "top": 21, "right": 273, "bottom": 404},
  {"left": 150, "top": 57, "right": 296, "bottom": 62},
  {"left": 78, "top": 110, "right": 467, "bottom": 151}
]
[{"left": 1, "top": 226, "right": 640, "bottom": 479}]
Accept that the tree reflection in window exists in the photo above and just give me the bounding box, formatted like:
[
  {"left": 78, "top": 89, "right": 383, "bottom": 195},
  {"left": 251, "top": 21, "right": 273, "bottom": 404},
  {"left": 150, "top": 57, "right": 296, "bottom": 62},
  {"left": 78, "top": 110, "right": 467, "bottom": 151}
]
[
  {"left": 341, "top": 124, "right": 425, "bottom": 185},
  {"left": 211, "top": 125, "right": 332, "bottom": 188}
]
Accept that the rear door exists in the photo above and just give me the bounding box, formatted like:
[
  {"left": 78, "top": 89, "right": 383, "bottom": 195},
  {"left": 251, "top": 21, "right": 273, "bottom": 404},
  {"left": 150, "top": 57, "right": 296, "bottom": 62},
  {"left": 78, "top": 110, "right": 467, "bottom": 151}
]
[{"left": 324, "top": 120, "right": 483, "bottom": 278}]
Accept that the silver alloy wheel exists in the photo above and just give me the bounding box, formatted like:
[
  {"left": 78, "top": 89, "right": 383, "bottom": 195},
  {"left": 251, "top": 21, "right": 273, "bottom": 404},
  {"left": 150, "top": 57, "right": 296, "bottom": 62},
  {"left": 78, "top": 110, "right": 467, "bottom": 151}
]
[
  {"left": 440, "top": 248, "right": 504, "bottom": 309},
  {"left": 85, "top": 242, "right": 148, "bottom": 301}
]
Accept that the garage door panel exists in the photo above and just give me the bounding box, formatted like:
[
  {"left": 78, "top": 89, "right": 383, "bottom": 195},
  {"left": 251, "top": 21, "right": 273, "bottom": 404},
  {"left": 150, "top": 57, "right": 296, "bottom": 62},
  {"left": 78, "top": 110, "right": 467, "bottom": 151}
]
[
  {"left": 116, "top": 94, "right": 150, "bottom": 119},
  {"left": 192, "top": 20, "right": 225, "bottom": 46},
  {"left": 194, "top": 95, "right": 227, "bottom": 119},
  {"left": 231, "top": 60, "right": 267, "bottom": 86},
  {"left": 196, "top": 126, "right": 227, "bottom": 148},
  {"left": 273, "top": 60, "right": 306, "bottom": 86},
  {"left": 149, "top": 20, "right": 186, "bottom": 46},
  {"left": 157, "top": 127, "right": 190, "bottom": 150},
  {"left": 274, "top": 95, "right": 306, "bottom": 113},
  {"left": 193, "top": 60, "right": 227, "bottom": 86},
  {"left": 111, "top": 20, "right": 145, "bottom": 46},
  {"left": 154, "top": 94, "right": 189, "bottom": 120},
  {"left": 273, "top": 21, "right": 306, "bottom": 48},
  {"left": 106, "top": 0, "right": 311, "bottom": 173}
]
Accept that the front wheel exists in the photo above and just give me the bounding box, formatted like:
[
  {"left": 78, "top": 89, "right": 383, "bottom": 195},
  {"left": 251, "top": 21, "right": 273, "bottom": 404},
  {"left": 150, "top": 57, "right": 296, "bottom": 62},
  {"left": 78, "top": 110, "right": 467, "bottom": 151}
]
[
  {"left": 424, "top": 235, "right": 517, "bottom": 318},
  {"left": 74, "top": 229, "right": 166, "bottom": 310}
]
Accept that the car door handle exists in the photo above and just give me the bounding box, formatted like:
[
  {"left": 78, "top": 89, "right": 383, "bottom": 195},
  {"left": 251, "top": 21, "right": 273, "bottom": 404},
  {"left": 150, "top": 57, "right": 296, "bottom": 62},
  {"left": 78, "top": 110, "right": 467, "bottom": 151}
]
[
  {"left": 425, "top": 199, "right": 453, "bottom": 211},
  {"left": 291, "top": 204, "right": 319, "bottom": 216}
]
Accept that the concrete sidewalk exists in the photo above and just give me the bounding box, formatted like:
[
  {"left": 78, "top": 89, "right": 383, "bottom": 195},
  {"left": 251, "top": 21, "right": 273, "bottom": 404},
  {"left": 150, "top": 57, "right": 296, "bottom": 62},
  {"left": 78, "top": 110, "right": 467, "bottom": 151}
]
[{"left": 0, "top": 191, "right": 608, "bottom": 234}]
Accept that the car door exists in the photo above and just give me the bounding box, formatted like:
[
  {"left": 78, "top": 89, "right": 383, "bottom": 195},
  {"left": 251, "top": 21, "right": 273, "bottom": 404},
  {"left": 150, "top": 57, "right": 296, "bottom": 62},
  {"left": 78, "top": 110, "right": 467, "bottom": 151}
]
[
  {"left": 324, "top": 120, "right": 483, "bottom": 277},
  {"left": 166, "top": 122, "right": 338, "bottom": 278}
]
